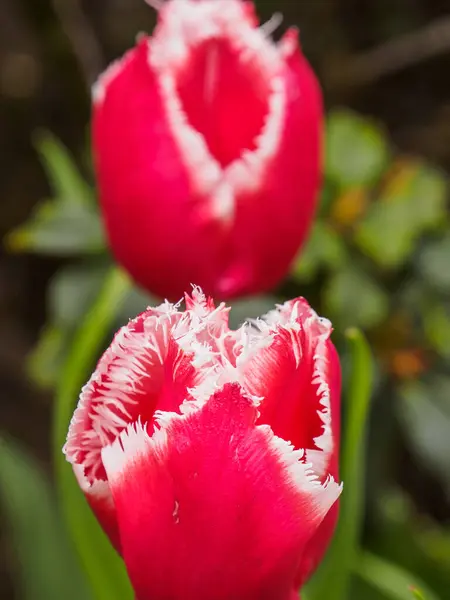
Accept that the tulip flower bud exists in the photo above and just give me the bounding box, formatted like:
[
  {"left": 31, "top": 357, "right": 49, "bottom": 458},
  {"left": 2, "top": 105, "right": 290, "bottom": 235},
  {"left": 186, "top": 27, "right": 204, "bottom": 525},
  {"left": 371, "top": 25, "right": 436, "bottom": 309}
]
[{"left": 93, "top": 0, "right": 322, "bottom": 300}]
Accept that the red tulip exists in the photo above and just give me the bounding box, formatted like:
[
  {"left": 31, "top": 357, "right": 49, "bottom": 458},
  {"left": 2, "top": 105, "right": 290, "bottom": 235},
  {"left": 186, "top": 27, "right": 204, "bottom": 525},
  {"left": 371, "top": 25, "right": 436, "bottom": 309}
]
[
  {"left": 93, "top": 0, "right": 322, "bottom": 300},
  {"left": 65, "top": 288, "right": 341, "bottom": 599}
]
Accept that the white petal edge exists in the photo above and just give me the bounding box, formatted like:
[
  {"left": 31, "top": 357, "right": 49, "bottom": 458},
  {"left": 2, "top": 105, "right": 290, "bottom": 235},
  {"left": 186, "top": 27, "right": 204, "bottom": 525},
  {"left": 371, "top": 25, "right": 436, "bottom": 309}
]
[
  {"left": 102, "top": 393, "right": 342, "bottom": 522},
  {"left": 72, "top": 463, "right": 113, "bottom": 503},
  {"left": 148, "top": 0, "right": 287, "bottom": 222},
  {"left": 64, "top": 288, "right": 232, "bottom": 482}
]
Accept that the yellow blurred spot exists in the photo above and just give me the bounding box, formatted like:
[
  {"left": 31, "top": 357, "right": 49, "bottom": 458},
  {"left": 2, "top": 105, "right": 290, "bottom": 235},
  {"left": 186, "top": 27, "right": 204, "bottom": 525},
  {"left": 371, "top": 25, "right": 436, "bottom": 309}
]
[
  {"left": 381, "top": 159, "right": 420, "bottom": 200},
  {"left": 4, "top": 229, "right": 29, "bottom": 253},
  {"left": 330, "top": 187, "right": 368, "bottom": 227}
]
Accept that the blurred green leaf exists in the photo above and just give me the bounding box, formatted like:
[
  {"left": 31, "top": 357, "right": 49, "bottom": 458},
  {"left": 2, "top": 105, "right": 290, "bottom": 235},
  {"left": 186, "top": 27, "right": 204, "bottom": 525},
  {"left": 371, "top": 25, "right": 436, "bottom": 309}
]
[
  {"left": 349, "top": 576, "right": 389, "bottom": 600},
  {"left": 326, "top": 110, "right": 389, "bottom": 190},
  {"left": 35, "top": 130, "right": 94, "bottom": 206},
  {"left": 307, "top": 328, "right": 373, "bottom": 600},
  {"left": 27, "top": 264, "right": 110, "bottom": 389},
  {"left": 398, "top": 378, "right": 450, "bottom": 496},
  {"left": 422, "top": 299, "right": 450, "bottom": 359},
  {"left": 410, "top": 588, "right": 426, "bottom": 600},
  {"left": 292, "top": 221, "right": 349, "bottom": 282},
  {"left": 6, "top": 201, "right": 105, "bottom": 255},
  {"left": 28, "top": 265, "right": 155, "bottom": 390},
  {"left": 355, "top": 552, "right": 441, "bottom": 600},
  {"left": 409, "top": 167, "right": 447, "bottom": 230},
  {"left": 27, "top": 325, "right": 66, "bottom": 389},
  {"left": 324, "top": 266, "right": 389, "bottom": 329},
  {"left": 355, "top": 164, "right": 447, "bottom": 270},
  {"left": 369, "top": 488, "right": 450, "bottom": 599},
  {"left": 0, "top": 435, "right": 92, "bottom": 600},
  {"left": 318, "top": 180, "right": 338, "bottom": 215},
  {"left": 6, "top": 131, "right": 106, "bottom": 255},
  {"left": 418, "top": 234, "right": 450, "bottom": 293},
  {"left": 50, "top": 263, "right": 109, "bottom": 328},
  {"left": 228, "top": 295, "right": 280, "bottom": 329},
  {"left": 53, "top": 267, "right": 133, "bottom": 600}
]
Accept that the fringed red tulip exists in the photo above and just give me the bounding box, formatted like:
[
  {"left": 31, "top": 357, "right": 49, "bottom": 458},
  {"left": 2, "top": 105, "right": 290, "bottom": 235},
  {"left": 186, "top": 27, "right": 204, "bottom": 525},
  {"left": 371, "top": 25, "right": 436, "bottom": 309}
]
[
  {"left": 65, "top": 288, "right": 341, "bottom": 599},
  {"left": 93, "top": 0, "right": 322, "bottom": 300}
]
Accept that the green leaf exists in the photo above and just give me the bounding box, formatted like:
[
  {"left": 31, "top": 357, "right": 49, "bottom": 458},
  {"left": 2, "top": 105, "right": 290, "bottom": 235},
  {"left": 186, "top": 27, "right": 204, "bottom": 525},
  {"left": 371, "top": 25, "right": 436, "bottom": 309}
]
[
  {"left": 0, "top": 434, "right": 92, "bottom": 600},
  {"left": 355, "top": 552, "right": 441, "bottom": 600},
  {"left": 27, "top": 325, "right": 66, "bottom": 389},
  {"left": 292, "top": 221, "right": 349, "bottom": 282},
  {"left": 34, "top": 130, "right": 94, "bottom": 206},
  {"left": 28, "top": 266, "right": 153, "bottom": 390},
  {"left": 370, "top": 487, "right": 450, "bottom": 599},
  {"left": 409, "top": 166, "right": 447, "bottom": 229},
  {"left": 324, "top": 266, "right": 389, "bottom": 329},
  {"left": 422, "top": 300, "right": 450, "bottom": 359},
  {"left": 355, "top": 164, "right": 447, "bottom": 270},
  {"left": 410, "top": 588, "right": 426, "bottom": 600},
  {"left": 27, "top": 264, "right": 110, "bottom": 390},
  {"left": 398, "top": 378, "right": 450, "bottom": 495},
  {"left": 6, "top": 131, "right": 106, "bottom": 256},
  {"left": 53, "top": 267, "right": 133, "bottom": 600},
  {"left": 418, "top": 234, "right": 450, "bottom": 293},
  {"left": 6, "top": 201, "right": 105, "bottom": 255},
  {"left": 326, "top": 110, "right": 389, "bottom": 190},
  {"left": 228, "top": 296, "right": 280, "bottom": 329},
  {"left": 306, "top": 328, "right": 374, "bottom": 600},
  {"left": 50, "top": 263, "right": 110, "bottom": 328}
]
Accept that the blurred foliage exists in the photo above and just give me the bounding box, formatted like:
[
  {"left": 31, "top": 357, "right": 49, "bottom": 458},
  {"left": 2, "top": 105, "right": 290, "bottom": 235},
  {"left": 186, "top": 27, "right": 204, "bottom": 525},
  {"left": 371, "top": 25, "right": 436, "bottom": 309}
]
[
  {"left": 308, "top": 329, "right": 374, "bottom": 600},
  {"left": 52, "top": 268, "right": 133, "bottom": 600},
  {"left": 0, "top": 435, "right": 92, "bottom": 600},
  {"left": 6, "top": 133, "right": 104, "bottom": 256},
  {"left": 4, "top": 107, "right": 450, "bottom": 600}
]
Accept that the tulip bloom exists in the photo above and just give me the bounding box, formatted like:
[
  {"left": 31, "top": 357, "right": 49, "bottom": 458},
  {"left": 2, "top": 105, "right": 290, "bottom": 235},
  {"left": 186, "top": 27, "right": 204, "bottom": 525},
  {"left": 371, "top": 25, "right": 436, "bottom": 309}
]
[
  {"left": 93, "top": 0, "right": 322, "bottom": 300},
  {"left": 65, "top": 288, "right": 341, "bottom": 599}
]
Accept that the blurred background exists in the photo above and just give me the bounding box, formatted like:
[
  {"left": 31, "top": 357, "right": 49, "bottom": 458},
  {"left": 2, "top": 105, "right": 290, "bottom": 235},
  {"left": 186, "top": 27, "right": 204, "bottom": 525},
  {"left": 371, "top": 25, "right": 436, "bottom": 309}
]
[{"left": 0, "top": 1, "right": 449, "bottom": 599}]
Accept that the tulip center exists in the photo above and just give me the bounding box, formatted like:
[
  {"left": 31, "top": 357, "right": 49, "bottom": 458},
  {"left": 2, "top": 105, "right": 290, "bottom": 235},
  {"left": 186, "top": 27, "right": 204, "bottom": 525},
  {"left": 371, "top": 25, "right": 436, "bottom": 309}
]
[{"left": 176, "top": 37, "right": 270, "bottom": 167}]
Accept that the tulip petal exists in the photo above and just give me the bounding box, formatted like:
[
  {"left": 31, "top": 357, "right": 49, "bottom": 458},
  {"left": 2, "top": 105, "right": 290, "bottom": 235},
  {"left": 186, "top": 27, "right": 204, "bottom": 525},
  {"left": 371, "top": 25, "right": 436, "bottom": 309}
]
[
  {"left": 65, "top": 290, "right": 230, "bottom": 484},
  {"left": 243, "top": 298, "right": 339, "bottom": 476},
  {"left": 93, "top": 38, "right": 226, "bottom": 300},
  {"left": 295, "top": 341, "right": 341, "bottom": 584},
  {"left": 72, "top": 464, "right": 121, "bottom": 552},
  {"left": 102, "top": 383, "right": 341, "bottom": 600},
  {"left": 241, "top": 298, "right": 341, "bottom": 585},
  {"left": 93, "top": 2, "right": 322, "bottom": 300},
  {"left": 216, "top": 28, "right": 322, "bottom": 298}
]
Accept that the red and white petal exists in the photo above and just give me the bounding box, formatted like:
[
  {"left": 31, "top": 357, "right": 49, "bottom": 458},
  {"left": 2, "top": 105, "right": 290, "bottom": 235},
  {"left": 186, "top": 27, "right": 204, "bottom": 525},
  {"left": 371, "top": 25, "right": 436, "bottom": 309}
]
[
  {"left": 150, "top": 0, "right": 286, "bottom": 203},
  {"left": 72, "top": 464, "right": 121, "bottom": 552},
  {"left": 101, "top": 383, "right": 341, "bottom": 600},
  {"left": 295, "top": 343, "right": 341, "bottom": 586},
  {"left": 93, "top": 37, "right": 227, "bottom": 301},
  {"left": 65, "top": 303, "right": 191, "bottom": 483},
  {"left": 296, "top": 501, "right": 339, "bottom": 587},
  {"left": 64, "top": 289, "right": 231, "bottom": 486},
  {"left": 243, "top": 298, "right": 340, "bottom": 481},
  {"left": 94, "top": 2, "right": 321, "bottom": 300},
  {"left": 216, "top": 29, "right": 322, "bottom": 298},
  {"left": 240, "top": 298, "right": 341, "bottom": 585}
]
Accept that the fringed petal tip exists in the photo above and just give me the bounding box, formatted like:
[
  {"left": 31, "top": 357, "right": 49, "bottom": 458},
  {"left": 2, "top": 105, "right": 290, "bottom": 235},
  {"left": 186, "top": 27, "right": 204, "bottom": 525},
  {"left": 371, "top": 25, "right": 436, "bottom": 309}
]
[
  {"left": 100, "top": 383, "right": 341, "bottom": 600},
  {"left": 65, "top": 286, "right": 341, "bottom": 595}
]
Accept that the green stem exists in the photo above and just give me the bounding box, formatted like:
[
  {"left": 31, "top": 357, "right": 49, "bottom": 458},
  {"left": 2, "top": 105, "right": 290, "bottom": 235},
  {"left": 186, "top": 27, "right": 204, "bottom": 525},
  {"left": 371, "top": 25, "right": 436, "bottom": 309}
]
[
  {"left": 306, "top": 328, "right": 374, "bottom": 600},
  {"left": 53, "top": 267, "right": 133, "bottom": 600}
]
